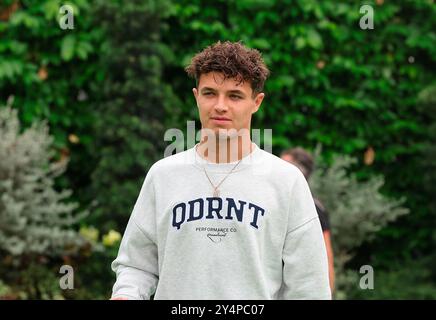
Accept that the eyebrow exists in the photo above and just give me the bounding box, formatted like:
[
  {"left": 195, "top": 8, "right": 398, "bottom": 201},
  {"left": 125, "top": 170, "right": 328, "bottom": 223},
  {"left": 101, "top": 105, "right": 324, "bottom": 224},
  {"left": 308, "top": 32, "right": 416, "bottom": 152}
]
[{"left": 200, "top": 87, "right": 246, "bottom": 97}]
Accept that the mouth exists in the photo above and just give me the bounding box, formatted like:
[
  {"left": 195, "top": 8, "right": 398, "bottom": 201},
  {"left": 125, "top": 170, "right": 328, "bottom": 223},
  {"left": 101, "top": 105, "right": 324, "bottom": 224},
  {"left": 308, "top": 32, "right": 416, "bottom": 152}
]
[{"left": 210, "top": 117, "right": 231, "bottom": 124}]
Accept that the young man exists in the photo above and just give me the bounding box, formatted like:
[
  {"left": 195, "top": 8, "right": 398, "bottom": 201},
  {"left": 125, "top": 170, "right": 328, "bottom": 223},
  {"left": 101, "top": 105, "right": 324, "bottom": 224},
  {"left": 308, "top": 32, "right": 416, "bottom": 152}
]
[
  {"left": 111, "top": 41, "right": 331, "bottom": 300},
  {"left": 280, "top": 147, "right": 335, "bottom": 294}
]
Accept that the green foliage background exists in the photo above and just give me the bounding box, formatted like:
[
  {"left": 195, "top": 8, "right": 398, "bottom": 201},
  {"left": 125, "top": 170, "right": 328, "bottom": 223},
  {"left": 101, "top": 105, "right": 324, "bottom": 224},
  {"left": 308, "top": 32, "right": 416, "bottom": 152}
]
[
  {"left": 0, "top": 0, "right": 435, "bottom": 299},
  {"left": 89, "top": 0, "right": 180, "bottom": 232}
]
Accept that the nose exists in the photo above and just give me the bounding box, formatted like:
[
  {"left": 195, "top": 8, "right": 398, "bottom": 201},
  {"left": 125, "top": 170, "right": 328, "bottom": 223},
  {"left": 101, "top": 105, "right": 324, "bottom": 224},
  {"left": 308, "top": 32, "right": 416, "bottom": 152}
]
[{"left": 214, "top": 94, "right": 228, "bottom": 113}]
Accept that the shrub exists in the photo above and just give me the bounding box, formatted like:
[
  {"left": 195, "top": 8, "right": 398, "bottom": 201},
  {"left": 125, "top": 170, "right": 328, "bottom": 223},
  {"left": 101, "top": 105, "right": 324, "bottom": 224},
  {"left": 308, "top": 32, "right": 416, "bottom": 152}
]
[
  {"left": 89, "top": 0, "right": 181, "bottom": 232},
  {"left": 0, "top": 100, "right": 87, "bottom": 257},
  {"left": 309, "top": 151, "right": 409, "bottom": 299},
  {"left": 0, "top": 100, "right": 88, "bottom": 299}
]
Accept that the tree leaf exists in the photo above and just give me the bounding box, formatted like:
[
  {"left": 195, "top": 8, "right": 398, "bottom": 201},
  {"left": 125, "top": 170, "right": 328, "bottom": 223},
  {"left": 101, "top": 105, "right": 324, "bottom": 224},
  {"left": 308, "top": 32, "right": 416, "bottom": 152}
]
[{"left": 60, "top": 35, "right": 76, "bottom": 61}]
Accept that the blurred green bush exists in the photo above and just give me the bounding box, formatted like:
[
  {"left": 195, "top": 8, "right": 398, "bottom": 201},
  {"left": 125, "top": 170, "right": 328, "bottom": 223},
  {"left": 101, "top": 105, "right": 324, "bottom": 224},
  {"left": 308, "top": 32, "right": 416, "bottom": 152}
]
[
  {"left": 348, "top": 254, "right": 436, "bottom": 299},
  {"left": 309, "top": 151, "right": 409, "bottom": 299},
  {"left": 0, "top": 102, "right": 91, "bottom": 299}
]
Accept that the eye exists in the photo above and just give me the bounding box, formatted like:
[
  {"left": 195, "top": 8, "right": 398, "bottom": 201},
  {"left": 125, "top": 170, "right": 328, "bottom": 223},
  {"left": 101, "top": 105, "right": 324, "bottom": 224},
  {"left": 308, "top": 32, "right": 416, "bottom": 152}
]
[
  {"left": 203, "top": 92, "right": 215, "bottom": 96},
  {"left": 230, "top": 95, "right": 242, "bottom": 100}
]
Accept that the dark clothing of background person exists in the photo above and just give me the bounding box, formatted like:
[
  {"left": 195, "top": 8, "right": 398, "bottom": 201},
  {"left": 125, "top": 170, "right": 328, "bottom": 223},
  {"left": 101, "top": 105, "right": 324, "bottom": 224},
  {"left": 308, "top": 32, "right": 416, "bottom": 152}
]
[{"left": 314, "top": 198, "right": 330, "bottom": 232}]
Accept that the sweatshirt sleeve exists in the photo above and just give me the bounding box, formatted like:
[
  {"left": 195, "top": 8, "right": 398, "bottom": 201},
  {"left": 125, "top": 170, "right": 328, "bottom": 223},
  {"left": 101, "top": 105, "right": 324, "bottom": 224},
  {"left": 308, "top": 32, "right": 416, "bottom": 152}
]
[
  {"left": 281, "top": 170, "right": 332, "bottom": 300},
  {"left": 110, "top": 169, "right": 158, "bottom": 300}
]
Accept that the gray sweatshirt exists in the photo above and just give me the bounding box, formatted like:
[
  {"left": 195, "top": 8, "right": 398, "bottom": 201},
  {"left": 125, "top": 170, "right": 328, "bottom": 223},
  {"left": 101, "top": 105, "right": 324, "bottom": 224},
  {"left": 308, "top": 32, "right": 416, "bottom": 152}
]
[{"left": 111, "top": 143, "right": 331, "bottom": 300}]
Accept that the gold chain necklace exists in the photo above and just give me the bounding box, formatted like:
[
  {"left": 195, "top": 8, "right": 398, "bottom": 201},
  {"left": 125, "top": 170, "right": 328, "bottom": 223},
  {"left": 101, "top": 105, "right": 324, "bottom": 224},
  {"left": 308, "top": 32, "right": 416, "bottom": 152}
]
[{"left": 196, "top": 144, "right": 243, "bottom": 197}]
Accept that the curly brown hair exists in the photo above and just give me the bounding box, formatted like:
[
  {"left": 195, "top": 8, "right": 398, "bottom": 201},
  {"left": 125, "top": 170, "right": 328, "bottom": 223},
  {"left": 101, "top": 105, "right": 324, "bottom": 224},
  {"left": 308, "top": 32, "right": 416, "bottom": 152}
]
[{"left": 185, "top": 40, "right": 270, "bottom": 96}]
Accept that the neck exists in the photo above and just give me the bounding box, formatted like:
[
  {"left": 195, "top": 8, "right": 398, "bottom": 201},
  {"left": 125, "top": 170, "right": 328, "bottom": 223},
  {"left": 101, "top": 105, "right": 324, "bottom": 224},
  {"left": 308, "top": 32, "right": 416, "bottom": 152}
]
[{"left": 196, "top": 133, "right": 253, "bottom": 164}]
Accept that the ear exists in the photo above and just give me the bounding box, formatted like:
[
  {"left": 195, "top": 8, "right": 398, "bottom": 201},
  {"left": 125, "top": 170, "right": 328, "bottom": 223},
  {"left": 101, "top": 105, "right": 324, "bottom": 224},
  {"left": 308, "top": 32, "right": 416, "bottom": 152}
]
[
  {"left": 193, "top": 88, "right": 199, "bottom": 108},
  {"left": 252, "top": 92, "right": 265, "bottom": 113}
]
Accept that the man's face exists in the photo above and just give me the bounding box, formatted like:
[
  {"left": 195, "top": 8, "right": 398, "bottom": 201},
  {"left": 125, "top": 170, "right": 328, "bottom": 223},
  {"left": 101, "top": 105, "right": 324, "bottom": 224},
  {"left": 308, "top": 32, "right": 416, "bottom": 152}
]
[
  {"left": 281, "top": 154, "right": 307, "bottom": 178},
  {"left": 281, "top": 154, "right": 294, "bottom": 164},
  {"left": 281, "top": 154, "right": 301, "bottom": 170},
  {"left": 193, "top": 72, "right": 265, "bottom": 137}
]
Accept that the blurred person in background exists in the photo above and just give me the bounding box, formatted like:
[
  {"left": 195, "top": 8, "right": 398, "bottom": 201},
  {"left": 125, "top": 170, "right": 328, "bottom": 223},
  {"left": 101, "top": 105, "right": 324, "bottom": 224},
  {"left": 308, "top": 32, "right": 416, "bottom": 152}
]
[{"left": 281, "top": 147, "right": 335, "bottom": 294}]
